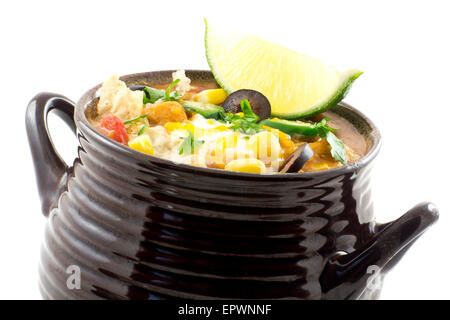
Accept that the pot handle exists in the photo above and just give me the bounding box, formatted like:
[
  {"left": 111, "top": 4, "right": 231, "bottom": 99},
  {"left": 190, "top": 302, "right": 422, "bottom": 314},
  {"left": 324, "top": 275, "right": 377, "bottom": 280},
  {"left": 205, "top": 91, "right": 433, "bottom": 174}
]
[
  {"left": 26, "top": 93, "right": 77, "bottom": 217},
  {"left": 320, "top": 201, "right": 439, "bottom": 299}
]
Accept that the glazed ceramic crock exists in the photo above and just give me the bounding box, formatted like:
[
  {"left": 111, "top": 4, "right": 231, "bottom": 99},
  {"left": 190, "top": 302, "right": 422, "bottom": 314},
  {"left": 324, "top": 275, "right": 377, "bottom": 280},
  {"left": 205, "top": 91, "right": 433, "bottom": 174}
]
[{"left": 26, "top": 70, "right": 438, "bottom": 300}]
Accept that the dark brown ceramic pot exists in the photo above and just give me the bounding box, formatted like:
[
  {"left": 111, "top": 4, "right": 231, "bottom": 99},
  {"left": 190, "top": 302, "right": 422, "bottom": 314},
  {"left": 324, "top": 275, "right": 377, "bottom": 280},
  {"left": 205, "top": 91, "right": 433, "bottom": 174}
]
[{"left": 26, "top": 70, "right": 438, "bottom": 300}]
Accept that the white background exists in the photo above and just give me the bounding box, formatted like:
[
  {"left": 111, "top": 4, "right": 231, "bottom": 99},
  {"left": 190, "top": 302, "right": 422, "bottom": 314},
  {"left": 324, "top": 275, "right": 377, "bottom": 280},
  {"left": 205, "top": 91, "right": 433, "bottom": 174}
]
[{"left": 0, "top": 0, "right": 449, "bottom": 299}]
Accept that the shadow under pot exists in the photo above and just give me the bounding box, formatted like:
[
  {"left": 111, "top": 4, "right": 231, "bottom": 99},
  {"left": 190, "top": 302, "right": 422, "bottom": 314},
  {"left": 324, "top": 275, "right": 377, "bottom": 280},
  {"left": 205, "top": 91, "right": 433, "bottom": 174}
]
[{"left": 26, "top": 70, "right": 438, "bottom": 300}]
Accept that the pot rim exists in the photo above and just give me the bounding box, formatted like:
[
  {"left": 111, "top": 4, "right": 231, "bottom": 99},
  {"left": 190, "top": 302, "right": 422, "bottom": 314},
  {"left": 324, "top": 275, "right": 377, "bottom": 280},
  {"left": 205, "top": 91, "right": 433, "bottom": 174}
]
[{"left": 74, "top": 70, "right": 381, "bottom": 179}]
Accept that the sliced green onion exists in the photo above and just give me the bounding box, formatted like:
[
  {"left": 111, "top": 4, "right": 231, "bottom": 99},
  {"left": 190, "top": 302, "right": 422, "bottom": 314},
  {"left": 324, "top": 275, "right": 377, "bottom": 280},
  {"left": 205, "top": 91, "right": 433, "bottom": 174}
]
[
  {"left": 123, "top": 114, "right": 149, "bottom": 124},
  {"left": 138, "top": 123, "right": 149, "bottom": 136}
]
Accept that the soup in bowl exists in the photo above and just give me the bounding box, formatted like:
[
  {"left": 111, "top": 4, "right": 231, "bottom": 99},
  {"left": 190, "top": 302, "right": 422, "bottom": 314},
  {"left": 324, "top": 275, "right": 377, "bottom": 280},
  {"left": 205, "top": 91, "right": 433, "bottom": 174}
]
[
  {"left": 26, "top": 70, "right": 438, "bottom": 300},
  {"left": 86, "top": 70, "right": 367, "bottom": 175}
]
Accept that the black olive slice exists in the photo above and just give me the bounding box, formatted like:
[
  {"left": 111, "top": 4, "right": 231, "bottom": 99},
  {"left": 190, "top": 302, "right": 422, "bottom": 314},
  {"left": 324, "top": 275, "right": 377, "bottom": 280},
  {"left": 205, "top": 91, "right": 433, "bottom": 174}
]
[
  {"left": 222, "top": 89, "right": 271, "bottom": 120},
  {"left": 129, "top": 85, "right": 146, "bottom": 91},
  {"left": 279, "top": 143, "right": 314, "bottom": 173}
]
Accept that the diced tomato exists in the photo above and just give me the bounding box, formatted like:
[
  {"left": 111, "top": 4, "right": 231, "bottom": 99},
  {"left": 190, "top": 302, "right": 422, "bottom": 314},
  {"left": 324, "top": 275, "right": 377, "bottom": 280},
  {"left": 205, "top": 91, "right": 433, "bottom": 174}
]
[{"left": 99, "top": 115, "right": 129, "bottom": 145}]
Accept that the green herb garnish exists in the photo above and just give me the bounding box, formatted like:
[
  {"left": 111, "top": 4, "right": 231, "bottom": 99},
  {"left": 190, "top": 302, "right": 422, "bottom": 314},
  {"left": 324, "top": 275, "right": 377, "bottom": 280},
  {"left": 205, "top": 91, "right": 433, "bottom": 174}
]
[
  {"left": 218, "top": 99, "right": 262, "bottom": 134},
  {"left": 315, "top": 118, "right": 348, "bottom": 165},
  {"left": 123, "top": 114, "right": 149, "bottom": 124},
  {"left": 325, "top": 130, "right": 348, "bottom": 164},
  {"left": 315, "top": 117, "right": 336, "bottom": 135},
  {"left": 143, "top": 87, "right": 165, "bottom": 104},
  {"left": 179, "top": 130, "right": 205, "bottom": 155},
  {"left": 240, "top": 99, "right": 260, "bottom": 122},
  {"left": 142, "top": 78, "right": 183, "bottom": 104},
  {"left": 138, "top": 123, "right": 149, "bottom": 136},
  {"left": 165, "top": 79, "right": 182, "bottom": 101}
]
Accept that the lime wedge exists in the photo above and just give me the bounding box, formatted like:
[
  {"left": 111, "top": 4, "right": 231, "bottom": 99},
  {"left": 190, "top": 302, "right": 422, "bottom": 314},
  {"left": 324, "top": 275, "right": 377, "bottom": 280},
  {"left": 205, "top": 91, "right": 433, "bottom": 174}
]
[{"left": 205, "top": 20, "right": 362, "bottom": 119}]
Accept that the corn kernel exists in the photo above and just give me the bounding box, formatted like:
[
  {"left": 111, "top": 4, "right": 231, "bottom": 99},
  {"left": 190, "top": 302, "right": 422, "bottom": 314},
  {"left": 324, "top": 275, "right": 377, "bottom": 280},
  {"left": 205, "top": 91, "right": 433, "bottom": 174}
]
[
  {"left": 164, "top": 122, "right": 205, "bottom": 137},
  {"left": 225, "top": 158, "right": 266, "bottom": 174},
  {"left": 193, "top": 89, "right": 228, "bottom": 105},
  {"left": 128, "top": 135, "right": 154, "bottom": 155},
  {"left": 164, "top": 122, "right": 192, "bottom": 132},
  {"left": 246, "top": 131, "right": 282, "bottom": 162},
  {"left": 206, "top": 124, "right": 229, "bottom": 134}
]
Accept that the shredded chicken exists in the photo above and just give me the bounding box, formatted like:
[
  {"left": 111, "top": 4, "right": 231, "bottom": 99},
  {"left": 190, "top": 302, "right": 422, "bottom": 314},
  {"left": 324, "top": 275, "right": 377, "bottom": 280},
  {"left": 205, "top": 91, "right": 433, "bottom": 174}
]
[
  {"left": 97, "top": 75, "right": 143, "bottom": 121},
  {"left": 172, "top": 70, "right": 191, "bottom": 94}
]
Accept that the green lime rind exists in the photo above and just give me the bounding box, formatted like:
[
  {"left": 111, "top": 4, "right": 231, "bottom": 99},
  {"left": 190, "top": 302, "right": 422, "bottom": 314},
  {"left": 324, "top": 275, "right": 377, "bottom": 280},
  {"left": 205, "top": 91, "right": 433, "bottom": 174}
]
[
  {"left": 270, "top": 69, "right": 363, "bottom": 119},
  {"left": 205, "top": 19, "right": 235, "bottom": 95}
]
